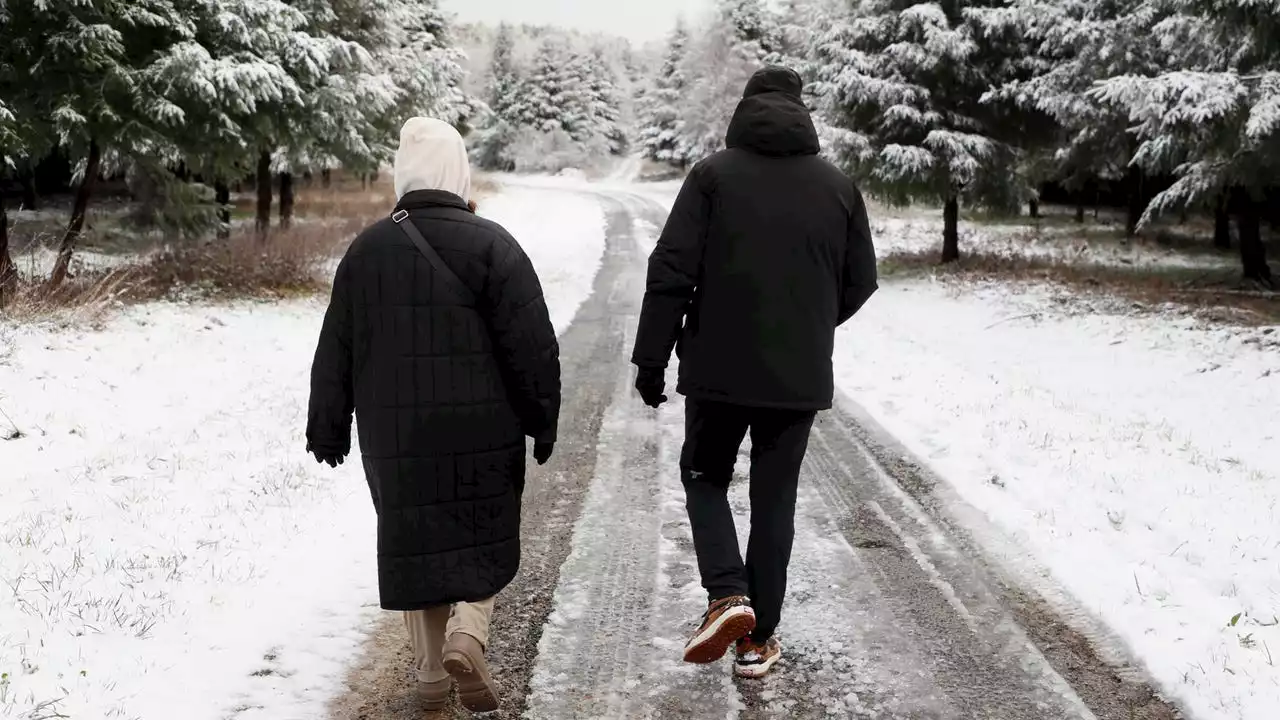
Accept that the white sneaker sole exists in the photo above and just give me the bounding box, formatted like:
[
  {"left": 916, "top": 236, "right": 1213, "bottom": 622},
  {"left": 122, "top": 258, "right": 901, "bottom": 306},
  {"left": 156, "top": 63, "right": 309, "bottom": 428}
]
[
  {"left": 734, "top": 649, "right": 781, "bottom": 678},
  {"left": 683, "top": 605, "right": 757, "bottom": 664}
]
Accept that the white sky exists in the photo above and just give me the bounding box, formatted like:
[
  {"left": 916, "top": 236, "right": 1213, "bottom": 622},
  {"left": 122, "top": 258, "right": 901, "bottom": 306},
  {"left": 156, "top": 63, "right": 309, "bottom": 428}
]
[{"left": 441, "top": 0, "right": 714, "bottom": 44}]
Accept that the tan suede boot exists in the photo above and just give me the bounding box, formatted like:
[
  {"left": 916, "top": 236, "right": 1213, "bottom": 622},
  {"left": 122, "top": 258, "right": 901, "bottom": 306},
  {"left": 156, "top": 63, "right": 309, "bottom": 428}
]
[
  {"left": 442, "top": 633, "right": 499, "bottom": 713},
  {"left": 416, "top": 676, "right": 452, "bottom": 711}
]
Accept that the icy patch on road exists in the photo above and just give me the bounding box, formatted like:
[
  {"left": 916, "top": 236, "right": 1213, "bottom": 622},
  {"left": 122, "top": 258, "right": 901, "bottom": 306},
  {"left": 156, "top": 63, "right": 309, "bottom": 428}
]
[
  {"left": 633, "top": 216, "right": 661, "bottom": 256},
  {"left": 835, "top": 281, "right": 1280, "bottom": 720}
]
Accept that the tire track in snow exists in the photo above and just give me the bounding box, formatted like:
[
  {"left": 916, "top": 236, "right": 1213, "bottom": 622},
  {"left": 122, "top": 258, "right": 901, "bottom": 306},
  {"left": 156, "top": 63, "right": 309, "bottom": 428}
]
[
  {"left": 803, "top": 412, "right": 1096, "bottom": 718},
  {"left": 329, "top": 197, "right": 638, "bottom": 720},
  {"left": 522, "top": 194, "right": 747, "bottom": 719},
  {"left": 817, "top": 399, "right": 1181, "bottom": 720},
  {"left": 728, "top": 457, "right": 958, "bottom": 719}
]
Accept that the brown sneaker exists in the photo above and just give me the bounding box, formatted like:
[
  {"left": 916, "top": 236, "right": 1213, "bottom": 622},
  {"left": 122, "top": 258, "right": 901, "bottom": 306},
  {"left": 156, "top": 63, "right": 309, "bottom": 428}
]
[
  {"left": 683, "top": 596, "right": 757, "bottom": 664},
  {"left": 442, "top": 633, "right": 500, "bottom": 713},
  {"left": 416, "top": 676, "right": 452, "bottom": 711},
  {"left": 734, "top": 636, "right": 782, "bottom": 678}
]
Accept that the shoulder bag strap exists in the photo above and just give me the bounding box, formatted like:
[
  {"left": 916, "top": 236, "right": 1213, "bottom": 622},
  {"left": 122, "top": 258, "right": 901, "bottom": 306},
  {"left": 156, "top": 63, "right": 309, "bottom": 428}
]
[{"left": 391, "top": 209, "right": 476, "bottom": 306}]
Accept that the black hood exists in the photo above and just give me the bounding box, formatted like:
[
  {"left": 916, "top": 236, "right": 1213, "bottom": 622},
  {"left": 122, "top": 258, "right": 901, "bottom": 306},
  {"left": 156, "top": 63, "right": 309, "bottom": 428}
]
[{"left": 725, "top": 67, "right": 820, "bottom": 157}]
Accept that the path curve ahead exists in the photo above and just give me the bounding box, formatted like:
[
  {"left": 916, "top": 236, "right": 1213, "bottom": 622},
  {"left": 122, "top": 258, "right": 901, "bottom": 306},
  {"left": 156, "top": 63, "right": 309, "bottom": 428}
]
[{"left": 328, "top": 183, "right": 1180, "bottom": 720}]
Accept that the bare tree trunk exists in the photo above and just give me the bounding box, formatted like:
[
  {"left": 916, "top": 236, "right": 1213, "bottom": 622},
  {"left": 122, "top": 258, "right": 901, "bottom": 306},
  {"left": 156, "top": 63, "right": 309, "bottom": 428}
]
[
  {"left": 0, "top": 192, "right": 15, "bottom": 306},
  {"left": 1233, "top": 188, "right": 1274, "bottom": 286},
  {"left": 1075, "top": 202, "right": 1085, "bottom": 224},
  {"left": 1029, "top": 198, "right": 1040, "bottom": 219},
  {"left": 1125, "top": 164, "right": 1143, "bottom": 238},
  {"left": 215, "top": 180, "right": 231, "bottom": 240},
  {"left": 361, "top": 173, "right": 368, "bottom": 190},
  {"left": 1214, "top": 193, "right": 1231, "bottom": 250},
  {"left": 47, "top": 139, "right": 102, "bottom": 291},
  {"left": 255, "top": 150, "right": 272, "bottom": 239},
  {"left": 279, "top": 171, "right": 294, "bottom": 230},
  {"left": 19, "top": 168, "right": 37, "bottom": 211},
  {"left": 322, "top": 169, "right": 332, "bottom": 188},
  {"left": 942, "top": 195, "right": 960, "bottom": 263}
]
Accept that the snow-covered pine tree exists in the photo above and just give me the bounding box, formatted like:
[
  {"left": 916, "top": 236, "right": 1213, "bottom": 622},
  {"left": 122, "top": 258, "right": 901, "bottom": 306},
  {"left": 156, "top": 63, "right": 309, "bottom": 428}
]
[
  {"left": 291, "top": 0, "right": 398, "bottom": 175},
  {"left": 157, "top": 0, "right": 311, "bottom": 236},
  {"left": 0, "top": 94, "right": 30, "bottom": 303},
  {"left": 0, "top": 17, "right": 50, "bottom": 301},
  {"left": 584, "top": 46, "right": 629, "bottom": 156},
  {"left": 1, "top": 0, "right": 199, "bottom": 288},
  {"left": 518, "top": 36, "right": 577, "bottom": 134},
  {"left": 818, "top": 0, "right": 1024, "bottom": 262},
  {"left": 637, "top": 20, "right": 691, "bottom": 168},
  {"left": 487, "top": 24, "right": 524, "bottom": 124},
  {"left": 470, "top": 23, "right": 523, "bottom": 170},
  {"left": 970, "top": 0, "right": 1173, "bottom": 233},
  {"left": 769, "top": 0, "right": 832, "bottom": 70},
  {"left": 1091, "top": 0, "right": 1277, "bottom": 285},
  {"left": 720, "top": 0, "right": 782, "bottom": 61},
  {"left": 379, "top": 0, "right": 470, "bottom": 128},
  {"left": 676, "top": 0, "right": 782, "bottom": 162},
  {"left": 518, "top": 36, "right": 598, "bottom": 145}
]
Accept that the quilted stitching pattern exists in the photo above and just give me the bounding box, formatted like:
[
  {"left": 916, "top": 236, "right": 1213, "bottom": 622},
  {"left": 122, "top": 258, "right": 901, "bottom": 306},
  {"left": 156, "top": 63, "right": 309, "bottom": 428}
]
[{"left": 308, "top": 190, "right": 560, "bottom": 610}]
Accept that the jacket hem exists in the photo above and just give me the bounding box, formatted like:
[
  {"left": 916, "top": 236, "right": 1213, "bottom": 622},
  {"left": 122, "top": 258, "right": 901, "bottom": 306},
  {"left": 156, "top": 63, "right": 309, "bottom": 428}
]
[
  {"left": 677, "top": 385, "right": 832, "bottom": 412},
  {"left": 378, "top": 568, "right": 517, "bottom": 611}
]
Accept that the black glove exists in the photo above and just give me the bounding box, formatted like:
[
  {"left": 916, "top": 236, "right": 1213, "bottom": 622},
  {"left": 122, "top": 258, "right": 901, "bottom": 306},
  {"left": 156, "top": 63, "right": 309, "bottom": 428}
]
[
  {"left": 533, "top": 441, "right": 554, "bottom": 465},
  {"left": 634, "top": 366, "right": 668, "bottom": 409},
  {"left": 311, "top": 449, "right": 345, "bottom": 468}
]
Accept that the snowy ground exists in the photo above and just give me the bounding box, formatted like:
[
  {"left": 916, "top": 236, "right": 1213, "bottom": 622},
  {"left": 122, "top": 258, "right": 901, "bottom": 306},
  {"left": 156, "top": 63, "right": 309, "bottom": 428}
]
[
  {"left": 834, "top": 282, "right": 1280, "bottom": 720},
  {"left": 4, "top": 174, "right": 1276, "bottom": 719},
  {"left": 869, "top": 211, "right": 1236, "bottom": 270},
  {"left": 0, "top": 185, "right": 604, "bottom": 720}
]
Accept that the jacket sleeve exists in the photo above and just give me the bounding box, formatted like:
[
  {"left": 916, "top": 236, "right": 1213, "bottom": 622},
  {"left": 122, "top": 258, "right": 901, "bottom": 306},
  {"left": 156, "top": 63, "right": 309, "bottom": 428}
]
[
  {"left": 486, "top": 237, "right": 562, "bottom": 443},
  {"left": 838, "top": 186, "right": 878, "bottom": 326},
  {"left": 632, "top": 164, "right": 709, "bottom": 369},
  {"left": 307, "top": 255, "right": 355, "bottom": 456}
]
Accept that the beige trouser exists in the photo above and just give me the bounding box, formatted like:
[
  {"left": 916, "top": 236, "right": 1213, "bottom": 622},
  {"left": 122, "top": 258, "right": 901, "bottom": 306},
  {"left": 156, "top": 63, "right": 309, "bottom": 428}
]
[{"left": 403, "top": 598, "right": 496, "bottom": 683}]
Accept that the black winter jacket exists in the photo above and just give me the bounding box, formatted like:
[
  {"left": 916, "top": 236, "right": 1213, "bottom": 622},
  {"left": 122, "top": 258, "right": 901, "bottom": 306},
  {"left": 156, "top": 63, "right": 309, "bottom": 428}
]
[
  {"left": 632, "top": 67, "right": 878, "bottom": 410},
  {"left": 307, "top": 189, "right": 560, "bottom": 610}
]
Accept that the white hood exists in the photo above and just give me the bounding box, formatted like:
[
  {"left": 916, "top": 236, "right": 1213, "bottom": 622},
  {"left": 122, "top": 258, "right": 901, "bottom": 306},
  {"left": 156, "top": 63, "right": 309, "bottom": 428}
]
[{"left": 393, "top": 117, "right": 472, "bottom": 202}]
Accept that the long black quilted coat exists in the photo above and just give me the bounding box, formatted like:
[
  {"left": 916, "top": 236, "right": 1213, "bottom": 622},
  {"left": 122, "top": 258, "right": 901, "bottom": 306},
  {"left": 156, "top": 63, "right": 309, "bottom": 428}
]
[{"left": 307, "top": 189, "right": 561, "bottom": 610}]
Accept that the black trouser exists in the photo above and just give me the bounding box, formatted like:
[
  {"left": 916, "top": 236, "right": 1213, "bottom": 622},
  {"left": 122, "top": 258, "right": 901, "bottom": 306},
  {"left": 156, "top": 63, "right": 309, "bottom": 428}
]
[{"left": 679, "top": 398, "right": 816, "bottom": 642}]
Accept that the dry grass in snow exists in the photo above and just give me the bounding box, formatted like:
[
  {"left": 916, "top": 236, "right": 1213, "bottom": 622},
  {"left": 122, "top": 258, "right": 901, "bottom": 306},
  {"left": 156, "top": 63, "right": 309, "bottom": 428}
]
[{"left": 0, "top": 182, "right": 605, "bottom": 720}]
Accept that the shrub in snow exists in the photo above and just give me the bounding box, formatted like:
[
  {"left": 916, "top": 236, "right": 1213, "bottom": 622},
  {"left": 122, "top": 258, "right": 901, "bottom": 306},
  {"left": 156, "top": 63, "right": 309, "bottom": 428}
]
[{"left": 507, "top": 128, "right": 611, "bottom": 174}]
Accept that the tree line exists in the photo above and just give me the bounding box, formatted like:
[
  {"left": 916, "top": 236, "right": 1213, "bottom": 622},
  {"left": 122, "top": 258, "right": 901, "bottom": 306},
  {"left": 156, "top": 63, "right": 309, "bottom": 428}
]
[
  {"left": 466, "top": 23, "right": 635, "bottom": 173},
  {"left": 635, "top": 0, "right": 1276, "bottom": 286},
  {"left": 0, "top": 0, "right": 471, "bottom": 303}
]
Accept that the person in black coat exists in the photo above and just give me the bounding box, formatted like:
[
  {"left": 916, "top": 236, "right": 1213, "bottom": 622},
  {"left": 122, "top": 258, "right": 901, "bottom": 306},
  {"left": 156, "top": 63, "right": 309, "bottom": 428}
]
[
  {"left": 307, "top": 117, "right": 560, "bottom": 712},
  {"left": 631, "top": 67, "right": 878, "bottom": 678}
]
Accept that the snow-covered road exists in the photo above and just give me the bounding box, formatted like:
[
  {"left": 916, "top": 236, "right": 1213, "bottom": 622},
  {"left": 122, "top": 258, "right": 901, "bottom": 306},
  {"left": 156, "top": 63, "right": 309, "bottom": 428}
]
[{"left": 335, "top": 183, "right": 1181, "bottom": 720}]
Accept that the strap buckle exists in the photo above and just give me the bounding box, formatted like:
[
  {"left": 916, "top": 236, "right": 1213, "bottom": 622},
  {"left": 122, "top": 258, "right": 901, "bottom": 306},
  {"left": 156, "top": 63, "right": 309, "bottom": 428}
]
[{"left": 391, "top": 209, "right": 408, "bottom": 223}]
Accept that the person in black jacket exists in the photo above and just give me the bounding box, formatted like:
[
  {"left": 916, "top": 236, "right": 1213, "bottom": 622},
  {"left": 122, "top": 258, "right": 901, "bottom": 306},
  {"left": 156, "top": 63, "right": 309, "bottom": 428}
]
[
  {"left": 631, "top": 67, "right": 877, "bottom": 678},
  {"left": 307, "top": 117, "right": 560, "bottom": 712}
]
